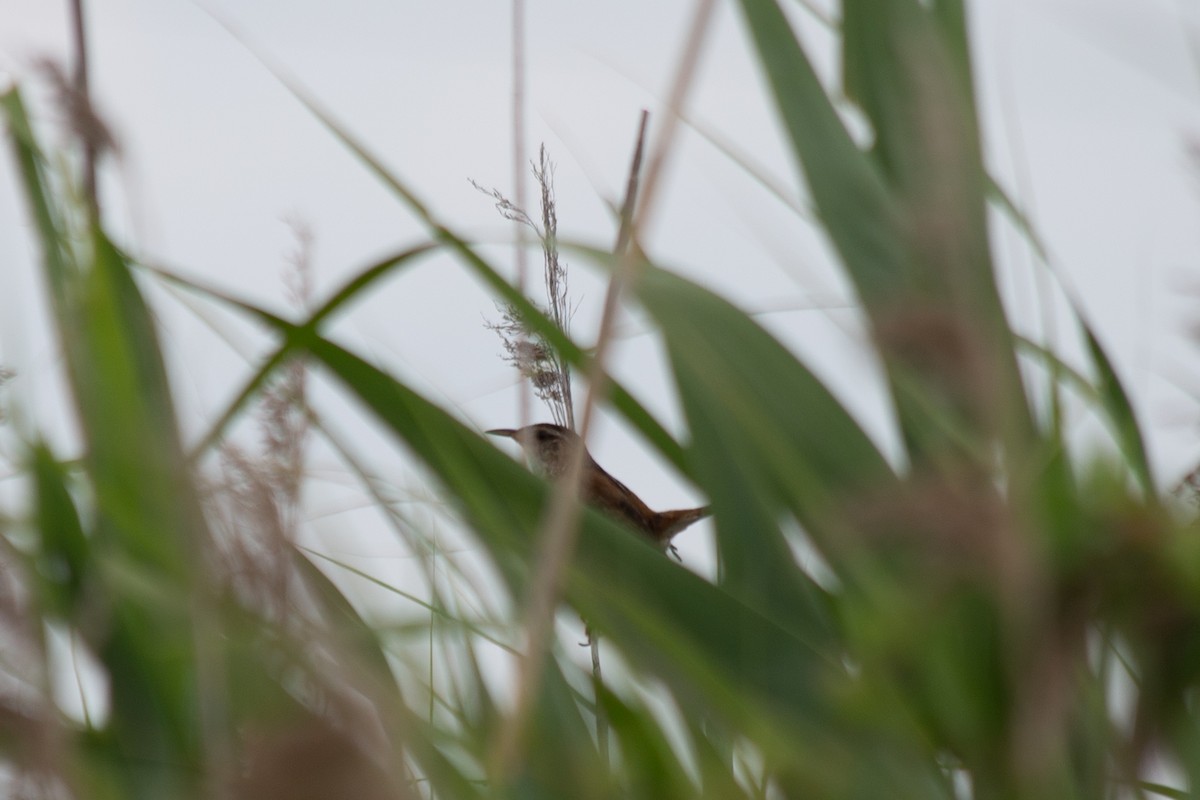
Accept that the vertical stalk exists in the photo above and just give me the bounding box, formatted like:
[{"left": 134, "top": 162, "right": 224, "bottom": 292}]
[
  {"left": 67, "top": 0, "right": 98, "bottom": 220},
  {"left": 512, "top": 0, "right": 531, "bottom": 430}
]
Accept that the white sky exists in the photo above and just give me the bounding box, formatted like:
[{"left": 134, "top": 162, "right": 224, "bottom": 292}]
[{"left": 2, "top": 0, "right": 1200, "bottom": 637}]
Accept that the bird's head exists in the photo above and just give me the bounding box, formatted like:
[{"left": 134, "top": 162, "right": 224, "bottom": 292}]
[{"left": 486, "top": 423, "right": 583, "bottom": 478}]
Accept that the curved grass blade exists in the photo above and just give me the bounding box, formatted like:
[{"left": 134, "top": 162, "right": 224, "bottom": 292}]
[
  {"left": 1081, "top": 323, "right": 1155, "bottom": 497},
  {"left": 740, "top": 0, "right": 1035, "bottom": 459},
  {"left": 8, "top": 83, "right": 209, "bottom": 797},
  {"left": 638, "top": 265, "right": 893, "bottom": 638},
  {"left": 1015, "top": 332, "right": 1155, "bottom": 497},
  {"left": 30, "top": 441, "right": 89, "bottom": 618},
  {"left": 70, "top": 231, "right": 211, "bottom": 795},
  {"left": 596, "top": 685, "right": 701, "bottom": 799},
  {"left": 736, "top": 0, "right": 908, "bottom": 305},
  {"left": 1, "top": 88, "right": 71, "bottom": 307},
  {"left": 143, "top": 243, "right": 438, "bottom": 459}
]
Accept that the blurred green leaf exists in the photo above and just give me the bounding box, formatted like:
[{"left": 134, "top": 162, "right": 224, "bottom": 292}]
[
  {"left": 6, "top": 89, "right": 207, "bottom": 795},
  {"left": 1016, "top": 329, "right": 1155, "bottom": 499},
  {"left": 30, "top": 441, "right": 89, "bottom": 618},
  {"left": 737, "top": 0, "right": 908, "bottom": 305},
  {"left": 76, "top": 232, "right": 203, "bottom": 574},
  {"left": 743, "top": 0, "right": 1034, "bottom": 460},
  {"left": 1, "top": 88, "right": 72, "bottom": 309},
  {"left": 598, "top": 687, "right": 697, "bottom": 800}
]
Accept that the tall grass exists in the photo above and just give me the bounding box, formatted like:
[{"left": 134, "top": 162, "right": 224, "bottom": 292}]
[{"left": 3, "top": 0, "right": 1198, "bottom": 798}]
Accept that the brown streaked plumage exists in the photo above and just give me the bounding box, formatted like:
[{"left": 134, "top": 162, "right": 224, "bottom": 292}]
[{"left": 486, "top": 423, "right": 709, "bottom": 547}]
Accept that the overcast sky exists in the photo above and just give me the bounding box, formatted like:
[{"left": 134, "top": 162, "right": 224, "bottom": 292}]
[{"left": 2, "top": 0, "right": 1200, "bottom": 624}]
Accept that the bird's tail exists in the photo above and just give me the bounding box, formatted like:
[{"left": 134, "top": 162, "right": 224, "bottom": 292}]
[{"left": 652, "top": 506, "right": 712, "bottom": 544}]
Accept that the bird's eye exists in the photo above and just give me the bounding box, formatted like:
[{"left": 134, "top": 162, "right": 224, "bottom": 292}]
[{"left": 536, "top": 429, "right": 551, "bottom": 442}]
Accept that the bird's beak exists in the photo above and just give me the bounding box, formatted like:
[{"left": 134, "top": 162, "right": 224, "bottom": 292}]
[{"left": 486, "top": 428, "right": 518, "bottom": 439}]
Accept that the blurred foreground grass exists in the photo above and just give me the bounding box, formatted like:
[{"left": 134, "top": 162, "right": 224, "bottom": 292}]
[{"left": 2, "top": 1, "right": 1199, "bottom": 798}]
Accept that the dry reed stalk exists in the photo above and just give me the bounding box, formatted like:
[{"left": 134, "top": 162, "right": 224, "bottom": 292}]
[
  {"left": 488, "top": 0, "right": 718, "bottom": 781},
  {"left": 481, "top": 146, "right": 577, "bottom": 429},
  {"left": 68, "top": 0, "right": 94, "bottom": 216},
  {"left": 511, "top": 0, "right": 532, "bottom": 433}
]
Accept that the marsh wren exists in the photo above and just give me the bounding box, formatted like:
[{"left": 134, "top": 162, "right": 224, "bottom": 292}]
[{"left": 486, "top": 423, "right": 710, "bottom": 547}]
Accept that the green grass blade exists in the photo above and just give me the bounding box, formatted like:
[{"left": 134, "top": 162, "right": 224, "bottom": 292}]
[
  {"left": 144, "top": 242, "right": 437, "bottom": 458},
  {"left": 72, "top": 231, "right": 209, "bottom": 793},
  {"left": 1016, "top": 330, "right": 1154, "bottom": 495},
  {"left": 1, "top": 88, "right": 72, "bottom": 310},
  {"left": 30, "top": 441, "right": 89, "bottom": 618},
  {"left": 6, "top": 84, "right": 214, "bottom": 796},
  {"left": 73, "top": 232, "right": 202, "bottom": 571},
  {"left": 597, "top": 686, "right": 700, "bottom": 799},
  {"left": 742, "top": 0, "right": 1035, "bottom": 459},
  {"left": 152, "top": 238, "right": 686, "bottom": 472},
  {"left": 232, "top": 313, "right": 845, "bottom": 743},
  {"left": 1081, "top": 323, "right": 1155, "bottom": 497},
  {"left": 840, "top": 0, "right": 1008, "bottom": 357},
  {"left": 736, "top": 0, "right": 909, "bottom": 306},
  {"left": 638, "top": 265, "right": 892, "bottom": 638}
]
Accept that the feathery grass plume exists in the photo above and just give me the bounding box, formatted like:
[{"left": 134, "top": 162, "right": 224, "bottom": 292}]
[
  {"left": 0, "top": 367, "right": 13, "bottom": 424},
  {"left": 476, "top": 145, "right": 576, "bottom": 428},
  {"left": 207, "top": 223, "right": 313, "bottom": 619},
  {"left": 263, "top": 218, "right": 314, "bottom": 508},
  {"left": 1173, "top": 460, "right": 1200, "bottom": 508},
  {"left": 31, "top": 56, "right": 119, "bottom": 170},
  {"left": 203, "top": 231, "right": 402, "bottom": 797},
  {"left": 1173, "top": 143, "right": 1200, "bottom": 506},
  {"left": 208, "top": 444, "right": 296, "bottom": 619}
]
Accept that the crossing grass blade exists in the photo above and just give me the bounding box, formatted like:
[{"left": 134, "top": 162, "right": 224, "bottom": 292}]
[
  {"left": 6, "top": 86, "right": 203, "bottom": 792},
  {"left": 217, "top": 306, "right": 845, "bottom": 735}
]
